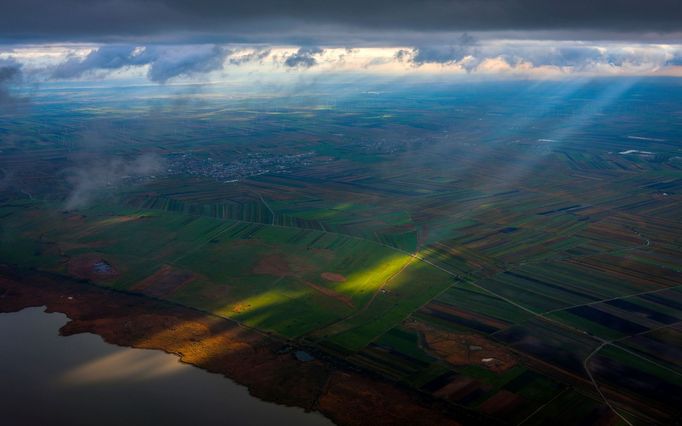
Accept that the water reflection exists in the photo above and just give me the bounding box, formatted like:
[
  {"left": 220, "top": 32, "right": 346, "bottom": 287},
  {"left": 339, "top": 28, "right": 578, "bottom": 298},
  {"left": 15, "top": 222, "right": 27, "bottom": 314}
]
[
  {"left": 0, "top": 307, "right": 332, "bottom": 426},
  {"left": 61, "top": 349, "right": 183, "bottom": 385}
]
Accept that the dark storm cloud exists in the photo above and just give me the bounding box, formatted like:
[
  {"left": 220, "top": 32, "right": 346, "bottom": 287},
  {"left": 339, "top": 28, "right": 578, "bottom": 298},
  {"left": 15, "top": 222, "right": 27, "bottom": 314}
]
[
  {"left": 284, "top": 47, "right": 324, "bottom": 68},
  {"left": 0, "top": 0, "right": 681, "bottom": 43}
]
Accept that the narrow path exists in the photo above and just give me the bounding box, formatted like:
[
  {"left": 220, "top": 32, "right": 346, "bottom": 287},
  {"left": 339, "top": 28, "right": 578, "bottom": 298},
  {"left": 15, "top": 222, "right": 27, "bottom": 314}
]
[
  {"left": 405, "top": 251, "right": 542, "bottom": 319},
  {"left": 304, "top": 256, "right": 415, "bottom": 339},
  {"left": 144, "top": 205, "right": 405, "bottom": 255},
  {"left": 610, "top": 319, "right": 682, "bottom": 378},
  {"left": 516, "top": 388, "right": 568, "bottom": 426},
  {"left": 511, "top": 226, "right": 652, "bottom": 269},
  {"left": 574, "top": 320, "right": 682, "bottom": 426},
  {"left": 171, "top": 221, "right": 240, "bottom": 264},
  {"left": 583, "top": 343, "right": 634, "bottom": 426},
  {"left": 542, "top": 283, "right": 682, "bottom": 315},
  {"left": 20, "top": 189, "right": 33, "bottom": 200},
  {"left": 358, "top": 256, "right": 415, "bottom": 315},
  {"left": 255, "top": 192, "right": 276, "bottom": 225}
]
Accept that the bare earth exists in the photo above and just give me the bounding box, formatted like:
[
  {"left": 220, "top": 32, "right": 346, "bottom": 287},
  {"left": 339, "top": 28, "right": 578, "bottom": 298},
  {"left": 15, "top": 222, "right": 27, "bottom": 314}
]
[{"left": 408, "top": 321, "right": 517, "bottom": 372}]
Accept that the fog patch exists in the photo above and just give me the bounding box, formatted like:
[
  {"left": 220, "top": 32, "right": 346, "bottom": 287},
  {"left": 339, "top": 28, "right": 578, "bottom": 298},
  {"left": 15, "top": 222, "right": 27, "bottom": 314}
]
[
  {"left": 0, "top": 58, "right": 27, "bottom": 112},
  {"left": 64, "top": 153, "right": 165, "bottom": 210}
]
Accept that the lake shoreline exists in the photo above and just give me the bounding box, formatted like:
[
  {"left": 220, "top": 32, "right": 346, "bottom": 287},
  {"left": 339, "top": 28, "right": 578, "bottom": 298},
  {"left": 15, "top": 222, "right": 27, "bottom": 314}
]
[
  {"left": 0, "top": 265, "right": 468, "bottom": 426},
  {"left": 1, "top": 306, "right": 334, "bottom": 426}
]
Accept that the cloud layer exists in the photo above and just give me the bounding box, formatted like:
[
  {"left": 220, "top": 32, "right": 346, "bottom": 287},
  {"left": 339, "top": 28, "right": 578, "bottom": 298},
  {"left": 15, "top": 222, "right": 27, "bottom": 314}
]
[
  {"left": 0, "top": 0, "right": 681, "bottom": 44},
  {"left": 5, "top": 40, "right": 679, "bottom": 84},
  {"left": 1, "top": 1, "right": 680, "bottom": 84}
]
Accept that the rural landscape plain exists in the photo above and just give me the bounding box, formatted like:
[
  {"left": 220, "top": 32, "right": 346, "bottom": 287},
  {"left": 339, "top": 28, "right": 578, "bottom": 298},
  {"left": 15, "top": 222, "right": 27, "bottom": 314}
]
[{"left": 1, "top": 1, "right": 682, "bottom": 425}]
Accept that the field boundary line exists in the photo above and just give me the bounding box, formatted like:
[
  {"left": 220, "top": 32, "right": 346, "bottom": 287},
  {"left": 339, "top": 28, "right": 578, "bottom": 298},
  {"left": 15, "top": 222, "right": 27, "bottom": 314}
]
[
  {"left": 541, "top": 283, "right": 682, "bottom": 315},
  {"left": 254, "top": 192, "right": 276, "bottom": 225},
  {"left": 140, "top": 205, "right": 413, "bottom": 254},
  {"left": 516, "top": 387, "right": 568, "bottom": 426},
  {"left": 583, "top": 343, "right": 634, "bottom": 426}
]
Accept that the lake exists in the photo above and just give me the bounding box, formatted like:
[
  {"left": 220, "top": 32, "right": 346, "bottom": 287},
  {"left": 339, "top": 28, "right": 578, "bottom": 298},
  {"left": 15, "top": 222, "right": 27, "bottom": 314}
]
[{"left": 0, "top": 307, "right": 333, "bottom": 426}]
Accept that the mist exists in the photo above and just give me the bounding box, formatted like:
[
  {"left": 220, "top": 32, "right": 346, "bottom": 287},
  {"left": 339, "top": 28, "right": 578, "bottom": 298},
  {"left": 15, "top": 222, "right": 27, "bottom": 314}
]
[{"left": 64, "top": 153, "right": 165, "bottom": 210}]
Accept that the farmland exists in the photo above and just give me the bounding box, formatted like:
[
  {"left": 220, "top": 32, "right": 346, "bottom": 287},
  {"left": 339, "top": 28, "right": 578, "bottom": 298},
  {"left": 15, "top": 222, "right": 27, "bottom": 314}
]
[{"left": 1, "top": 78, "right": 682, "bottom": 424}]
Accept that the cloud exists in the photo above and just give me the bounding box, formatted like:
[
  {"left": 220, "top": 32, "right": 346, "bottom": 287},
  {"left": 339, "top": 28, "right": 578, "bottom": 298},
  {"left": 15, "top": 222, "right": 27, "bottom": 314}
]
[
  {"left": 411, "top": 34, "right": 478, "bottom": 65},
  {"left": 0, "top": 168, "right": 14, "bottom": 192},
  {"left": 50, "top": 44, "right": 230, "bottom": 82},
  {"left": 64, "top": 153, "right": 164, "bottom": 210},
  {"left": 509, "top": 46, "right": 604, "bottom": 68},
  {"left": 667, "top": 52, "right": 682, "bottom": 66},
  {"left": 0, "top": 61, "right": 21, "bottom": 81},
  {"left": 0, "top": 58, "right": 24, "bottom": 111},
  {"left": 228, "top": 48, "right": 271, "bottom": 65},
  {"left": 0, "top": 1, "right": 681, "bottom": 44},
  {"left": 51, "top": 46, "right": 154, "bottom": 79},
  {"left": 284, "top": 47, "right": 324, "bottom": 68},
  {"left": 395, "top": 39, "right": 682, "bottom": 75},
  {"left": 147, "top": 45, "right": 230, "bottom": 82},
  {"left": 8, "top": 41, "right": 682, "bottom": 83}
]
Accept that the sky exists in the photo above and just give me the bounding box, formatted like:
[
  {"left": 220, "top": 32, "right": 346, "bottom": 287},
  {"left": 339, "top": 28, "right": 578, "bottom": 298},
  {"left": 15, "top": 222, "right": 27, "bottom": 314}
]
[{"left": 1, "top": 0, "right": 682, "bottom": 88}]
